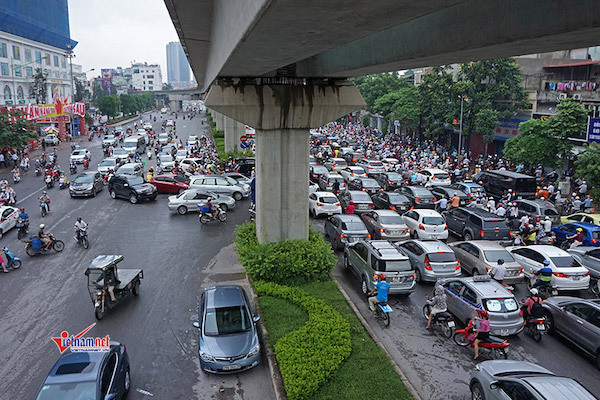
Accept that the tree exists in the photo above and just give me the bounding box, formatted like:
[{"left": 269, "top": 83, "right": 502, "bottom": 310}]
[
  {"left": 418, "top": 66, "right": 459, "bottom": 137},
  {"left": 98, "top": 95, "right": 120, "bottom": 118},
  {"left": 547, "top": 98, "right": 588, "bottom": 161},
  {"left": 390, "top": 86, "right": 420, "bottom": 133},
  {"left": 360, "top": 113, "right": 371, "bottom": 128},
  {"left": 73, "top": 78, "right": 89, "bottom": 102},
  {"left": 575, "top": 143, "right": 600, "bottom": 200},
  {"left": 474, "top": 108, "right": 500, "bottom": 149},
  {"left": 91, "top": 79, "right": 108, "bottom": 107},
  {"left": 0, "top": 109, "right": 39, "bottom": 149},
  {"left": 351, "top": 73, "right": 408, "bottom": 111},
  {"left": 32, "top": 68, "right": 48, "bottom": 104}
]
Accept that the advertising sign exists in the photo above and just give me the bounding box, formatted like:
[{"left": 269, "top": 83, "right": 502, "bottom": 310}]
[{"left": 588, "top": 117, "right": 600, "bottom": 143}]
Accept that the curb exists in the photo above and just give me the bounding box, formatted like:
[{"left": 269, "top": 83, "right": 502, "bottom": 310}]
[{"left": 333, "top": 280, "right": 422, "bottom": 400}]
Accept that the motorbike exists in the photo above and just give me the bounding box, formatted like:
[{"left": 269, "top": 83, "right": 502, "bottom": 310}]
[
  {"left": 83, "top": 159, "right": 89, "bottom": 170},
  {"left": 45, "top": 174, "right": 54, "bottom": 189},
  {"left": 70, "top": 164, "right": 78, "bottom": 175},
  {"left": 35, "top": 167, "right": 42, "bottom": 176},
  {"left": 74, "top": 227, "right": 89, "bottom": 249},
  {"left": 102, "top": 172, "right": 114, "bottom": 186},
  {"left": 249, "top": 203, "right": 256, "bottom": 221},
  {"left": 12, "top": 172, "right": 20, "bottom": 183},
  {"left": 453, "top": 319, "right": 510, "bottom": 359},
  {"left": 24, "top": 235, "right": 64, "bottom": 256},
  {"left": 370, "top": 296, "right": 392, "bottom": 327},
  {"left": 2, "top": 247, "right": 22, "bottom": 271},
  {"left": 88, "top": 134, "right": 92, "bottom": 141},
  {"left": 146, "top": 149, "right": 152, "bottom": 159},
  {"left": 423, "top": 295, "right": 455, "bottom": 338},
  {"left": 522, "top": 313, "right": 547, "bottom": 342},
  {"left": 199, "top": 207, "right": 227, "bottom": 224},
  {"left": 528, "top": 280, "right": 558, "bottom": 298},
  {"left": 59, "top": 177, "right": 68, "bottom": 190},
  {"left": 16, "top": 218, "right": 29, "bottom": 240},
  {"left": 40, "top": 201, "right": 49, "bottom": 217}
]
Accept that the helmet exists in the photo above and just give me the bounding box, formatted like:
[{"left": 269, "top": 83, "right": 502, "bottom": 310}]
[
  {"left": 508, "top": 189, "right": 512, "bottom": 192},
  {"left": 77, "top": 217, "right": 82, "bottom": 221},
  {"left": 477, "top": 309, "right": 489, "bottom": 318},
  {"left": 42, "top": 191, "right": 46, "bottom": 195},
  {"left": 20, "top": 207, "right": 24, "bottom": 211},
  {"left": 513, "top": 202, "right": 517, "bottom": 206},
  {"left": 497, "top": 259, "right": 504, "bottom": 265},
  {"left": 577, "top": 227, "right": 583, "bottom": 232},
  {"left": 543, "top": 260, "right": 550, "bottom": 266},
  {"left": 530, "top": 288, "right": 539, "bottom": 296},
  {"left": 543, "top": 186, "right": 547, "bottom": 190},
  {"left": 379, "top": 274, "right": 387, "bottom": 281},
  {"left": 39, "top": 224, "right": 45, "bottom": 229},
  {"left": 576, "top": 196, "right": 580, "bottom": 200}
]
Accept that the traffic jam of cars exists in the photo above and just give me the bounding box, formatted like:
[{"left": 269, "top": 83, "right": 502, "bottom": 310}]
[{"left": 308, "top": 122, "right": 599, "bottom": 398}]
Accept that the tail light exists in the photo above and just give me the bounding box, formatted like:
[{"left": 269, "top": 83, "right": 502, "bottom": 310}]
[
  {"left": 553, "top": 272, "right": 568, "bottom": 278},
  {"left": 444, "top": 224, "right": 448, "bottom": 230},
  {"left": 317, "top": 203, "right": 323, "bottom": 206},
  {"left": 340, "top": 234, "right": 346, "bottom": 238},
  {"left": 406, "top": 228, "right": 411, "bottom": 233},
  {"left": 419, "top": 224, "right": 425, "bottom": 230},
  {"left": 509, "top": 230, "right": 513, "bottom": 236},
  {"left": 390, "top": 205, "right": 396, "bottom": 210},
  {"left": 486, "top": 267, "right": 491, "bottom": 272},
  {"left": 433, "top": 197, "right": 437, "bottom": 201},
  {"left": 367, "top": 166, "right": 373, "bottom": 169},
  {"left": 336, "top": 202, "right": 341, "bottom": 206},
  {"left": 467, "top": 193, "right": 471, "bottom": 197},
  {"left": 519, "top": 268, "right": 524, "bottom": 272},
  {"left": 456, "top": 260, "right": 461, "bottom": 270},
  {"left": 379, "top": 228, "right": 385, "bottom": 233},
  {"left": 366, "top": 234, "right": 371, "bottom": 238},
  {"left": 480, "top": 230, "right": 485, "bottom": 238},
  {"left": 388, "top": 181, "right": 393, "bottom": 184},
  {"left": 415, "top": 198, "right": 422, "bottom": 203},
  {"left": 424, "top": 255, "right": 432, "bottom": 270},
  {"left": 333, "top": 164, "right": 336, "bottom": 168},
  {"left": 583, "top": 272, "right": 590, "bottom": 277},
  {"left": 362, "top": 188, "right": 366, "bottom": 191},
  {"left": 593, "top": 238, "right": 598, "bottom": 244},
  {"left": 369, "top": 204, "right": 374, "bottom": 208}
]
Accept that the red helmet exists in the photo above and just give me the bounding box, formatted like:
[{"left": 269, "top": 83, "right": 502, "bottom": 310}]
[
  {"left": 477, "top": 309, "right": 489, "bottom": 318},
  {"left": 378, "top": 274, "right": 387, "bottom": 281}
]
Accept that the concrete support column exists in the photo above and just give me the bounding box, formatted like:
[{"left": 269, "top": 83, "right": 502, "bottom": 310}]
[
  {"left": 224, "top": 116, "right": 246, "bottom": 153},
  {"left": 206, "top": 83, "right": 365, "bottom": 243},
  {"left": 214, "top": 111, "right": 224, "bottom": 132}
]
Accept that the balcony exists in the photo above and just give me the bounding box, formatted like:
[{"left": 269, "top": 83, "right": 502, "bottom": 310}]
[{"left": 538, "top": 79, "right": 600, "bottom": 103}]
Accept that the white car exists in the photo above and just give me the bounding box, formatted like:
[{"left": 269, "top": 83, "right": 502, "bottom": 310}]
[
  {"left": 70, "top": 149, "right": 91, "bottom": 164},
  {"left": 340, "top": 166, "right": 367, "bottom": 181},
  {"left": 416, "top": 168, "right": 451, "bottom": 187},
  {"left": 382, "top": 158, "right": 399, "bottom": 171},
  {"left": 0, "top": 206, "right": 19, "bottom": 239},
  {"left": 143, "top": 123, "right": 152, "bottom": 130},
  {"left": 166, "top": 119, "right": 174, "bottom": 127},
  {"left": 97, "top": 158, "right": 118, "bottom": 174},
  {"left": 402, "top": 209, "right": 448, "bottom": 240},
  {"left": 309, "top": 183, "right": 318, "bottom": 194},
  {"left": 117, "top": 162, "right": 144, "bottom": 177},
  {"left": 158, "top": 133, "right": 170, "bottom": 145},
  {"left": 309, "top": 191, "right": 342, "bottom": 218},
  {"left": 180, "top": 158, "right": 202, "bottom": 173},
  {"left": 175, "top": 149, "right": 188, "bottom": 162},
  {"left": 356, "top": 159, "right": 386, "bottom": 173},
  {"left": 507, "top": 245, "right": 590, "bottom": 292},
  {"left": 43, "top": 134, "right": 59, "bottom": 146},
  {"left": 187, "top": 135, "right": 198, "bottom": 146},
  {"left": 111, "top": 148, "right": 130, "bottom": 163}
]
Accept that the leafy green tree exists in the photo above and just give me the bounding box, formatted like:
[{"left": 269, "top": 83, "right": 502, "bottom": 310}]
[
  {"left": 474, "top": 108, "right": 500, "bottom": 146},
  {"left": 390, "top": 86, "right": 420, "bottom": 133},
  {"left": 360, "top": 113, "right": 371, "bottom": 128},
  {"left": 73, "top": 78, "right": 89, "bottom": 102},
  {"left": 351, "top": 73, "right": 408, "bottom": 111},
  {"left": 575, "top": 143, "right": 600, "bottom": 201},
  {"left": 98, "top": 95, "right": 120, "bottom": 118},
  {"left": 91, "top": 79, "right": 108, "bottom": 107},
  {"left": 547, "top": 98, "right": 588, "bottom": 160},
  {"left": 0, "top": 109, "right": 39, "bottom": 149},
  {"left": 417, "top": 66, "right": 458, "bottom": 137}
]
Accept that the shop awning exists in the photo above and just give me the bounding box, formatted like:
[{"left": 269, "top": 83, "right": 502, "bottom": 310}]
[{"left": 543, "top": 60, "right": 600, "bottom": 69}]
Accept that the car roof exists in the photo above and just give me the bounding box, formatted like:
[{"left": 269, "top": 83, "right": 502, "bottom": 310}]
[
  {"left": 456, "top": 207, "right": 503, "bottom": 220},
  {"left": 45, "top": 351, "right": 106, "bottom": 384},
  {"left": 422, "top": 168, "right": 447, "bottom": 173},
  {"left": 335, "top": 214, "right": 363, "bottom": 222},
  {"left": 485, "top": 170, "right": 535, "bottom": 179},
  {"left": 524, "top": 377, "right": 597, "bottom": 400},
  {"left": 203, "top": 285, "right": 246, "bottom": 309},
  {"left": 313, "top": 191, "right": 337, "bottom": 197},
  {"left": 347, "top": 190, "right": 372, "bottom": 199},
  {"left": 412, "top": 240, "right": 453, "bottom": 253},
  {"left": 455, "top": 276, "right": 514, "bottom": 298},
  {"left": 76, "top": 172, "right": 97, "bottom": 177},
  {"left": 119, "top": 163, "right": 140, "bottom": 168},
  {"left": 521, "top": 245, "right": 571, "bottom": 257},
  {"left": 412, "top": 209, "right": 442, "bottom": 216},
  {"left": 459, "top": 240, "right": 506, "bottom": 250},
  {"left": 478, "top": 360, "right": 552, "bottom": 377},
  {"left": 365, "top": 240, "right": 408, "bottom": 260},
  {"left": 373, "top": 210, "right": 401, "bottom": 216},
  {"left": 457, "top": 182, "right": 482, "bottom": 188}
]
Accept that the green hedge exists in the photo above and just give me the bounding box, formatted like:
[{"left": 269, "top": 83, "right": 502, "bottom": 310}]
[
  {"left": 254, "top": 281, "right": 351, "bottom": 400},
  {"left": 235, "top": 222, "right": 337, "bottom": 284}
]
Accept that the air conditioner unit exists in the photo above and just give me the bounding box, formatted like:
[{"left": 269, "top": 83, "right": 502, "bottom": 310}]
[
  {"left": 573, "top": 94, "right": 582, "bottom": 101},
  {"left": 559, "top": 93, "right": 567, "bottom": 100}
]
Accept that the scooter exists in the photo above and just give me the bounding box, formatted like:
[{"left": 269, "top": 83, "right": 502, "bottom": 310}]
[
  {"left": 74, "top": 227, "right": 89, "bottom": 249},
  {"left": 45, "top": 175, "right": 54, "bottom": 189},
  {"left": 522, "top": 313, "right": 547, "bottom": 342},
  {"left": 24, "top": 235, "right": 64, "bottom": 257},
  {"left": 35, "top": 167, "right": 42, "bottom": 176},
  {"left": 369, "top": 295, "right": 392, "bottom": 327},
  {"left": 88, "top": 134, "right": 92, "bottom": 141},
  {"left": 2, "top": 247, "right": 22, "bottom": 271},
  {"left": 199, "top": 206, "right": 227, "bottom": 224},
  {"left": 59, "top": 177, "right": 68, "bottom": 190},
  {"left": 40, "top": 201, "right": 49, "bottom": 217},
  {"left": 423, "top": 295, "right": 455, "bottom": 338},
  {"left": 70, "top": 164, "right": 78, "bottom": 175},
  {"left": 83, "top": 159, "right": 89, "bottom": 170},
  {"left": 146, "top": 150, "right": 153, "bottom": 159},
  {"left": 16, "top": 218, "right": 29, "bottom": 240},
  {"left": 453, "top": 319, "right": 510, "bottom": 359},
  {"left": 12, "top": 172, "right": 20, "bottom": 184}
]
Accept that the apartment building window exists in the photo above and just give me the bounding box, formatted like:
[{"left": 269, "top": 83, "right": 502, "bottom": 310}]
[
  {"left": 17, "top": 86, "right": 24, "bottom": 99},
  {"left": 35, "top": 50, "right": 42, "bottom": 63},
  {"left": 148, "top": 81, "right": 153, "bottom": 85},
  {"left": 14, "top": 65, "right": 22, "bottom": 77},
  {"left": 26, "top": 66, "right": 33, "bottom": 77},
  {"left": 54, "top": 71, "right": 59, "bottom": 78},
  {"left": 149, "top": 86, "right": 153, "bottom": 90},
  {"left": 0, "top": 43, "right": 6, "bottom": 58},
  {"left": 45, "top": 54, "right": 50, "bottom": 65},
  {"left": 53, "top": 55, "right": 59, "bottom": 67},
  {"left": 25, "top": 48, "right": 32, "bottom": 62},
  {"left": 4, "top": 85, "right": 11, "bottom": 100},
  {"left": 12, "top": 45, "right": 20, "bottom": 60},
  {"left": 61, "top": 57, "right": 66, "bottom": 68},
  {"left": 147, "top": 75, "right": 154, "bottom": 79},
  {"left": 0, "top": 62, "right": 9, "bottom": 76}
]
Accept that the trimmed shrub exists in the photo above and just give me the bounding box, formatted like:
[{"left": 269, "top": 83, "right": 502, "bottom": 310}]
[
  {"left": 235, "top": 222, "right": 337, "bottom": 284},
  {"left": 254, "top": 281, "right": 351, "bottom": 400}
]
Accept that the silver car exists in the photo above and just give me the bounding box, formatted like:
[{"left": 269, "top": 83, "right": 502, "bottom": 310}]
[
  {"left": 449, "top": 241, "right": 525, "bottom": 284},
  {"left": 439, "top": 276, "right": 524, "bottom": 336},
  {"left": 323, "top": 214, "right": 370, "bottom": 251},
  {"left": 189, "top": 175, "right": 250, "bottom": 201},
  {"left": 97, "top": 158, "right": 118, "bottom": 174},
  {"left": 360, "top": 210, "right": 410, "bottom": 241},
  {"left": 470, "top": 360, "right": 597, "bottom": 400},
  {"left": 117, "top": 162, "right": 144, "bottom": 177},
  {"left": 168, "top": 190, "right": 235, "bottom": 215},
  {"left": 568, "top": 247, "right": 600, "bottom": 295},
  {"left": 396, "top": 240, "right": 460, "bottom": 282},
  {"left": 157, "top": 154, "right": 175, "bottom": 174}
]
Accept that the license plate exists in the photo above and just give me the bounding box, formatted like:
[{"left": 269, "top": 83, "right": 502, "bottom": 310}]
[
  {"left": 537, "top": 324, "right": 545, "bottom": 331},
  {"left": 448, "top": 321, "right": 455, "bottom": 328},
  {"left": 390, "top": 230, "right": 400, "bottom": 235},
  {"left": 222, "top": 364, "right": 241, "bottom": 371},
  {"left": 500, "top": 329, "right": 509, "bottom": 336},
  {"left": 392, "top": 277, "right": 403, "bottom": 283},
  {"left": 573, "top": 276, "right": 580, "bottom": 281},
  {"left": 552, "top": 290, "right": 558, "bottom": 295}
]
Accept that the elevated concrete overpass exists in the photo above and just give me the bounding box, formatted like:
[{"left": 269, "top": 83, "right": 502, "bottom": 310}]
[
  {"left": 145, "top": 88, "right": 203, "bottom": 111},
  {"left": 164, "top": 0, "right": 600, "bottom": 242}
]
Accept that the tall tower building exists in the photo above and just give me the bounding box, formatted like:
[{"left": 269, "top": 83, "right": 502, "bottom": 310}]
[{"left": 166, "top": 41, "right": 190, "bottom": 87}]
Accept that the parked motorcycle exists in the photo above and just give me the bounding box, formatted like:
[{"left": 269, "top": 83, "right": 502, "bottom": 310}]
[
  {"left": 16, "top": 218, "right": 29, "bottom": 240},
  {"left": 453, "top": 319, "right": 510, "bottom": 359},
  {"left": 40, "top": 201, "right": 49, "bottom": 217},
  {"left": 423, "top": 295, "right": 455, "bottom": 338},
  {"left": 74, "top": 227, "right": 89, "bottom": 249},
  {"left": 24, "top": 235, "right": 64, "bottom": 256},
  {"left": 2, "top": 247, "right": 21, "bottom": 271}
]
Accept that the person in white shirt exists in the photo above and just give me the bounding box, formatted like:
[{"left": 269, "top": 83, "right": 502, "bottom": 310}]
[
  {"left": 489, "top": 259, "right": 507, "bottom": 284},
  {"left": 496, "top": 203, "right": 507, "bottom": 217},
  {"left": 74, "top": 217, "right": 88, "bottom": 242},
  {"left": 519, "top": 214, "right": 530, "bottom": 228},
  {"left": 547, "top": 184, "right": 555, "bottom": 195}
]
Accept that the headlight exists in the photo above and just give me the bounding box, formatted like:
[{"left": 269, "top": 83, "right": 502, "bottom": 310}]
[
  {"left": 199, "top": 351, "right": 214, "bottom": 362},
  {"left": 247, "top": 344, "right": 260, "bottom": 358}
]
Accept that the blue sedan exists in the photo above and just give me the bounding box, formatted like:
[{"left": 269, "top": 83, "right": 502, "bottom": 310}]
[
  {"left": 35, "top": 342, "right": 130, "bottom": 400},
  {"left": 193, "top": 285, "right": 261, "bottom": 373},
  {"left": 552, "top": 222, "right": 600, "bottom": 247}
]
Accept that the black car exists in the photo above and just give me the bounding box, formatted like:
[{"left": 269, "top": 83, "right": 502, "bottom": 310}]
[
  {"left": 347, "top": 177, "right": 382, "bottom": 195},
  {"left": 35, "top": 342, "right": 130, "bottom": 400},
  {"left": 371, "top": 191, "right": 411, "bottom": 212},
  {"left": 234, "top": 157, "right": 255, "bottom": 177},
  {"left": 69, "top": 172, "right": 104, "bottom": 198},
  {"left": 310, "top": 165, "right": 330, "bottom": 183},
  {"left": 108, "top": 174, "right": 157, "bottom": 204},
  {"left": 430, "top": 186, "right": 469, "bottom": 206},
  {"left": 396, "top": 186, "right": 436, "bottom": 209},
  {"left": 373, "top": 172, "right": 405, "bottom": 191},
  {"left": 443, "top": 207, "right": 512, "bottom": 240}
]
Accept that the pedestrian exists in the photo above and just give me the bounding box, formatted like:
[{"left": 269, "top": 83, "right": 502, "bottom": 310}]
[{"left": 41, "top": 139, "right": 46, "bottom": 151}]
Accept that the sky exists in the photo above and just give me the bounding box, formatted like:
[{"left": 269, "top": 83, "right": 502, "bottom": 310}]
[{"left": 69, "top": 0, "right": 180, "bottom": 83}]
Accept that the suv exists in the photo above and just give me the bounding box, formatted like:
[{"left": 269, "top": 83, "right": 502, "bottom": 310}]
[
  {"left": 444, "top": 207, "right": 511, "bottom": 241},
  {"left": 343, "top": 240, "right": 416, "bottom": 296},
  {"left": 477, "top": 170, "right": 537, "bottom": 199},
  {"left": 108, "top": 174, "right": 157, "bottom": 204},
  {"left": 514, "top": 199, "right": 561, "bottom": 226},
  {"left": 189, "top": 175, "right": 250, "bottom": 200}
]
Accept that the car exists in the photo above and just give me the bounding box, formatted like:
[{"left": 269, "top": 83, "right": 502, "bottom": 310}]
[
  {"left": 397, "top": 186, "right": 436, "bottom": 209},
  {"left": 477, "top": 170, "right": 537, "bottom": 199},
  {"left": 102, "top": 134, "right": 118, "bottom": 148},
  {"left": 396, "top": 240, "right": 460, "bottom": 282},
  {"left": 111, "top": 148, "right": 129, "bottom": 163},
  {"left": 187, "top": 135, "right": 199, "bottom": 146},
  {"left": 234, "top": 157, "right": 255, "bottom": 177},
  {"left": 439, "top": 276, "right": 524, "bottom": 336},
  {"left": 449, "top": 241, "right": 525, "bottom": 284},
  {"left": 372, "top": 171, "right": 404, "bottom": 191},
  {"left": 444, "top": 207, "right": 512, "bottom": 241},
  {"left": 469, "top": 360, "right": 597, "bottom": 400},
  {"left": 158, "top": 133, "right": 170, "bottom": 145},
  {"left": 415, "top": 168, "right": 451, "bottom": 187},
  {"left": 323, "top": 214, "right": 371, "bottom": 250},
  {"left": 43, "top": 134, "right": 59, "bottom": 146},
  {"left": 150, "top": 174, "right": 189, "bottom": 194},
  {"left": 338, "top": 190, "right": 375, "bottom": 214},
  {"left": 308, "top": 155, "right": 317, "bottom": 166},
  {"left": 347, "top": 177, "right": 382, "bottom": 195},
  {"left": 507, "top": 245, "right": 590, "bottom": 292},
  {"left": 69, "top": 172, "right": 104, "bottom": 198},
  {"left": 143, "top": 122, "right": 152, "bottom": 130},
  {"left": 192, "top": 285, "right": 261, "bottom": 373},
  {"left": 561, "top": 212, "right": 600, "bottom": 225},
  {"left": 514, "top": 199, "right": 561, "bottom": 226},
  {"left": 34, "top": 342, "right": 130, "bottom": 400},
  {"left": 122, "top": 135, "right": 145, "bottom": 155},
  {"left": 318, "top": 174, "right": 346, "bottom": 192},
  {"left": 309, "top": 191, "right": 342, "bottom": 218},
  {"left": 402, "top": 209, "right": 448, "bottom": 241},
  {"left": 166, "top": 119, "right": 174, "bottom": 127},
  {"left": 430, "top": 186, "right": 469, "bottom": 206},
  {"left": 69, "top": 149, "right": 91, "bottom": 164},
  {"left": 343, "top": 240, "right": 416, "bottom": 296},
  {"left": 360, "top": 210, "right": 410, "bottom": 241},
  {"left": 168, "top": 190, "right": 235, "bottom": 214},
  {"left": 108, "top": 174, "right": 157, "bottom": 204},
  {"left": 450, "top": 181, "right": 486, "bottom": 197},
  {"left": 179, "top": 158, "right": 202, "bottom": 173},
  {"left": 117, "top": 162, "right": 144, "bottom": 177},
  {"left": 543, "top": 297, "right": 600, "bottom": 369},
  {"left": 175, "top": 149, "right": 188, "bottom": 162},
  {"left": 339, "top": 166, "right": 367, "bottom": 181},
  {"left": 568, "top": 247, "right": 600, "bottom": 282},
  {"left": 223, "top": 172, "right": 252, "bottom": 185},
  {"left": 552, "top": 222, "right": 600, "bottom": 247},
  {"left": 323, "top": 157, "right": 348, "bottom": 172},
  {"left": 189, "top": 175, "right": 250, "bottom": 200},
  {"left": 0, "top": 205, "right": 19, "bottom": 239},
  {"left": 355, "top": 159, "right": 385, "bottom": 173},
  {"left": 381, "top": 157, "right": 399, "bottom": 171},
  {"left": 157, "top": 154, "right": 176, "bottom": 174},
  {"left": 97, "top": 158, "right": 119, "bottom": 174},
  {"left": 343, "top": 151, "right": 366, "bottom": 165},
  {"left": 309, "top": 165, "right": 330, "bottom": 183},
  {"left": 371, "top": 191, "right": 411, "bottom": 212}
]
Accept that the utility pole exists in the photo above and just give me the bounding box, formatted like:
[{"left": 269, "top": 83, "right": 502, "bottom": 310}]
[
  {"left": 66, "top": 45, "right": 75, "bottom": 136},
  {"left": 457, "top": 68, "right": 465, "bottom": 156}
]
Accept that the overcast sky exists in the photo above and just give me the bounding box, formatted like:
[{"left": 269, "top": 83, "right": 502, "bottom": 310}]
[{"left": 69, "top": 0, "right": 180, "bottom": 83}]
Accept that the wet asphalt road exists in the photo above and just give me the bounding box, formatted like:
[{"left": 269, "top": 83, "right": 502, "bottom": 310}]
[
  {"left": 0, "top": 111, "right": 275, "bottom": 400},
  {"left": 311, "top": 218, "right": 600, "bottom": 399}
]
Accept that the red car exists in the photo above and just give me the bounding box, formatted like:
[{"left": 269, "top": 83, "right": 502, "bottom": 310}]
[{"left": 149, "top": 174, "right": 189, "bottom": 194}]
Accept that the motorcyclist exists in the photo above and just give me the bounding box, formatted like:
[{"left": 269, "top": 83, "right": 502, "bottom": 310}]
[
  {"left": 532, "top": 260, "right": 553, "bottom": 289},
  {"left": 18, "top": 207, "right": 29, "bottom": 224},
  {"left": 74, "top": 217, "right": 88, "bottom": 243},
  {"left": 206, "top": 197, "right": 220, "bottom": 220},
  {"left": 39, "top": 191, "right": 50, "bottom": 212},
  {"left": 367, "top": 274, "right": 390, "bottom": 313},
  {"left": 567, "top": 227, "right": 585, "bottom": 248},
  {"left": 38, "top": 224, "right": 52, "bottom": 251},
  {"left": 520, "top": 288, "right": 545, "bottom": 320},
  {"left": 473, "top": 309, "right": 490, "bottom": 360},
  {"left": 70, "top": 160, "right": 77, "bottom": 173},
  {"left": 425, "top": 284, "right": 447, "bottom": 330}
]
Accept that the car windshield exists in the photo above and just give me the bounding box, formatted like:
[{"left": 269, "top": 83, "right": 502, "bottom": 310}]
[
  {"left": 159, "top": 134, "right": 168, "bottom": 138},
  {"left": 329, "top": 177, "right": 345, "bottom": 183},
  {"left": 342, "top": 221, "right": 365, "bottom": 231},
  {"left": 204, "top": 306, "right": 251, "bottom": 336},
  {"left": 375, "top": 259, "right": 412, "bottom": 272},
  {"left": 361, "top": 178, "right": 379, "bottom": 186},
  {"left": 368, "top": 161, "right": 383, "bottom": 166},
  {"left": 313, "top": 166, "right": 328, "bottom": 174},
  {"left": 428, "top": 252, "right": 457, "bottom": 263},
  {"left": 483, "top": 298, "right": 519, "bottom": 313},
  {"left": 113, "top": 149, "right": 127, "bottom": 155},
  {"left": 482, "top": 220, "right": 507, "bottom": 229},
  {"left": 159, "top": 156, "right": 172, "bottom": 162},
  {"left": 319, "top": 196, "right": 338, "bottom": 204},
  {"left": 550, "top": 256, "right": 580, "bottom": 268},
  {"left": 99, "top": 160, "right": 115, "bottom": 166},
  {"left": 423, "top": 216, "right": 444, "bottom": 225},
  {"left": 544, "top": 208, "right": 559, "bottom": 216},
  {"left": 351, "top": 192, "right": 372, "bottom": 201},
  {"left": 127, "top": 177, "right": 144, "bottom": 186},
  {"left": 387, "top": 193, "right": 408, "bottom": 203},
  {"left": 74, "top": 175, "right": 93, "bottom": 184},
  {"left": 483, "top": 250, "right": 515, "bottom": 263},
  {"left": 411, "top": 187, "right": 431, "bottom": 196},
  {"left": 380, "top": 215, "right": 404, "bottom": 225},
  {"left": 226, "top": 177, "right": 239, "bottom": 185},
  {"left": 104, "top": 135, "right": 114, "bottom": 140},
  {"left": 350, "top": 167, "right": 366, "bottom": 173},
  {"left": 35, "top": 381, "right": 97, "bottom": 400},
  {"left": 386, "top": 173, "right": 402, "bottom": 180},
  {"left": 177, "top": 150, "right": 187, "bottom": 156},
  {"left": 433, "top": 173, "right": 449, "bottom": 179},
  {"left": 72, "top": 150, "right": 85, "bottom": 156}
]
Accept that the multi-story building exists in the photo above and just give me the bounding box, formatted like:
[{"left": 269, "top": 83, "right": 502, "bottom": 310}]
[
  {"left": 166, "top": 41, "right": 191, "bottom": 88},
  {"left": 129, "top": 62, "right": 163, "bottom": 92},
  {"left": 0, "top": 0, "right": 76, "bottom": 105}
]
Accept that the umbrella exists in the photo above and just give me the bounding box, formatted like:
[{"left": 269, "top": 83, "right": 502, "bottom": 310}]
[{"left": 43, "top": 127, "right": 59, "bottom": 134}]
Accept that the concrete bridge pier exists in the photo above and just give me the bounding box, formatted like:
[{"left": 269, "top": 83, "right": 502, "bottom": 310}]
[
  {"left": 206, "top": 83, "right": 364, "bottom": 243},
  {"left": 224, "top": 116, "right": 246, "bottom": 153},
  {"left": 213, "top": 111, "right": 224, "bottom": 132}
]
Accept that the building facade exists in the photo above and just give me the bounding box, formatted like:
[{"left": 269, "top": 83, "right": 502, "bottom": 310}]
[
  {"left": 166, "top": 41, "right": 191, "bottom": 88},
  {"left": 129, "top": 62, "right": 163, "bottom": 92}
]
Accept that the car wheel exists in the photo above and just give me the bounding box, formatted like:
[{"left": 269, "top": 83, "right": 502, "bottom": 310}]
[
  {"left": 220, "top": 204, "right": 228, "bottom": 212},
  {"left": 361, "top": 277, "right": 368, "bottom": 295},
  {"left": 544, "top": 312, "right": 555, "bottom": 334},
  {"left": 233, "top": 191, "right": 243, "bottom": 201},
  {"left": 129, "top": 194, "right": 138, "bottom": 204},
  {"left": 471, "top": 381, "right": 485, "bottom": 400},
  {"left": 464, "top": 231, "right": 473, "bottom": 241},
  {"left": 110, "top": 190, "right": 117, "bottom": 199},
  {"left": 91, "top": 187, "right": 97, "bottom": 197},
  {"left": 132, "top": 281, "right": 140, "bottom": 296},
  {"left": 472, "top": 268, "right": 479, "bottom": 276},
  {"left": 177, "top": 206, "right": 187, "bottom": 215},
  {"left": 415, "top": 269, "right": 422, "bottom": 283}
]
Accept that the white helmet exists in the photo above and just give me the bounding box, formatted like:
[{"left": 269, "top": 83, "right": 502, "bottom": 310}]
[
  {"left": 39, "top": 224, "right": 45, "bottom": 229},
  {"left": 530, "top": 288, "right": 538, "bottom": 296}
]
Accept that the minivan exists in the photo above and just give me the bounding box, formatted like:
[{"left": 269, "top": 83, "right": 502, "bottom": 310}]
[
  {"left": 477, "top": 170, "right": 537, "bottom": 199},
  {"left": 122, "top": 136, "right": 146, "bottom": 155}
]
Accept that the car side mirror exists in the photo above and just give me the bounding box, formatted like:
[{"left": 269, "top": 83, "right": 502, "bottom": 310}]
[
  {"left": 192, "top": 321, "right": 200, "bottom": 329},
  {"left": 489, "top": 381, "right": 499, "bottom": 390},
  {"left": 253, "top": 315, "right": 261, "bottom": 323}
]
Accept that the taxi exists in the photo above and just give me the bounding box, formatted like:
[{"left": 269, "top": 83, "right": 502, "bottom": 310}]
[{"left": 560, "top": 212, "right": 600, "bottom": 225}]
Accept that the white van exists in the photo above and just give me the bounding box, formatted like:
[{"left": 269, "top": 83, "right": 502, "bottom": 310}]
[{"left": 122, "top": 135, "right": 146, "bottom": 155}]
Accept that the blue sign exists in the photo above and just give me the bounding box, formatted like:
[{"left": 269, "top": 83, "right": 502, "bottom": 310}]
[
  {"left": 588, "top": 118, "right": 600, "bottom": 143},
  {"left": 240, "top": 142, "right": 249, "bottom": 149}
]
